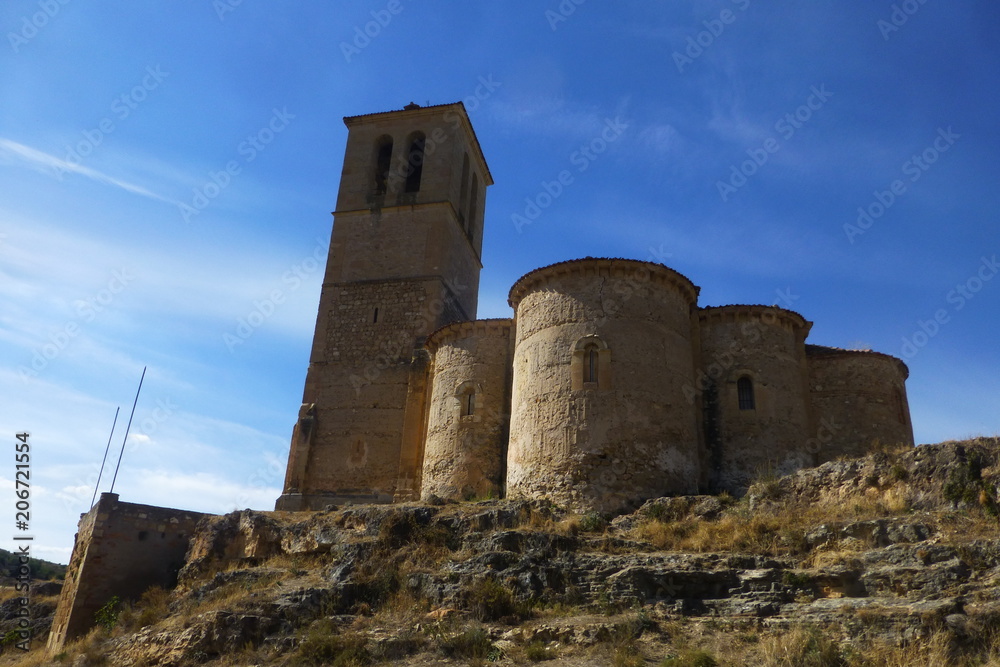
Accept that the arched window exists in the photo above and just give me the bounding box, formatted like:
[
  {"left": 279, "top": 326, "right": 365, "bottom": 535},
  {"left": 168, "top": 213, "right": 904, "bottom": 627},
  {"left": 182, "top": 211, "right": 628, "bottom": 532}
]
[
  {"left": 584, "top": 343, "right": 600, "bottom": 384},
  {"left": 373, "top": 136, "right": 393, "bottom": 194},
  {"left": 458, "top": 153, "right": 470, "bottom": 230},
  {"left": 572, "top": 335, "right": 610, "bottom": 390},
  {"left": 404, "top": 133, "right": 425, "bottom": 193},
  {"left": 737, "top": 376, "right": 755, "bottom": 411}
]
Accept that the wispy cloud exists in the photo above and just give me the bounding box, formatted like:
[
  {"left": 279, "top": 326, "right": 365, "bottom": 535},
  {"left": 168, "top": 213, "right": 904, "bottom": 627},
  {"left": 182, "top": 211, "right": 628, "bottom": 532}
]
[{"left": 0, "top": 137, "right": 180, "bottom": 205}]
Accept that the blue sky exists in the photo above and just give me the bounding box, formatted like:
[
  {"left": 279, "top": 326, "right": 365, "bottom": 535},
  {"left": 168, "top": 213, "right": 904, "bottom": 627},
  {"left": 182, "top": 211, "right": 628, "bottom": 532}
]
[{"left": 1, "top": 1, "right": 998, "bottom": 563}]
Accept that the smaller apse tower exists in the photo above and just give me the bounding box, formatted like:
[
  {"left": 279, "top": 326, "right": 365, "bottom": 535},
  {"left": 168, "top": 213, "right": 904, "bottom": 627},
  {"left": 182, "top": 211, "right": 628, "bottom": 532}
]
[{"left": 276, "top": 102, "right": 492, "bottom": 510}]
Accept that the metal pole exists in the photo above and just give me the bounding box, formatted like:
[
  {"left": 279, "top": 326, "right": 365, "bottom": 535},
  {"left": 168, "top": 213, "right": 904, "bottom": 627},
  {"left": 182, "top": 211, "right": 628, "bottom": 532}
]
[
  {"left": 90, "top": 406, "right": 120, "bottom": 508},
  {"left": 109, "top": 366, "right": 146, "bottom": 495}
]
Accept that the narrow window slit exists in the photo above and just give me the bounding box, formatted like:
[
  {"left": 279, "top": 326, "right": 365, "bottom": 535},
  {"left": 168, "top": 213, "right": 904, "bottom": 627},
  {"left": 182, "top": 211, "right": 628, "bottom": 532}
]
[{"left": 737, "top": 377, "right": 755, "bottom": 410}]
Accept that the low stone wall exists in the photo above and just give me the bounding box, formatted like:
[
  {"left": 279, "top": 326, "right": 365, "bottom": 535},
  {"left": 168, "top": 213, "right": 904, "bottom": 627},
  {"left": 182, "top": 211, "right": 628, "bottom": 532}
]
[{"left": 47, "top": 493, "right": 209, "bottom": 651}]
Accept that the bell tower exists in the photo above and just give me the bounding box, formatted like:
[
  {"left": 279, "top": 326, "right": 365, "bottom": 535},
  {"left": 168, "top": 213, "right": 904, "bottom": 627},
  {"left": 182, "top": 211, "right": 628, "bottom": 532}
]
[{"left": 276, "top": 102, "right": 492, "bottom": 510}]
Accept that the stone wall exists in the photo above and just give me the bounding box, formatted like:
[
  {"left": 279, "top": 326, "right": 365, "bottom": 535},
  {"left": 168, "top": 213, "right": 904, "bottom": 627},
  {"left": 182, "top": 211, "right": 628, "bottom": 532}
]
[
  {"left": 278, "top": 278, "right": 456, "bottom": 510},
  {"left": 506, "top": 259, "right": 703, "bottom": 513},
  {"left": 421, "top": 319, "right": 513, "bottom": 501},
  {"left": 699, "top": 306, "right": 814, "bottom": 493},
  {"left": 807, "top": 347, "right": 914, "bottom": 460},
  {"left": 323, "top": 205, "right": 483, "bottom": 321},
  {"left": 47, "top": 493, "right": 208, "bottom": 651}
]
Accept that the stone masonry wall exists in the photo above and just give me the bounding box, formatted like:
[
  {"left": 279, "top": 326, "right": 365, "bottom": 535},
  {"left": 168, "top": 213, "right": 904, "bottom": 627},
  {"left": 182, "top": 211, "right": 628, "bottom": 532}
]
[
  {"left": 280, "top": 278, "right": 463, "bottom": 509},
  {"left": 47, "top": 493, "right": 208, "bottom": 651},
  {"left": 422, "top": 320, "right": 513, "bottom": 501},
  {"left": 506, "top": 259, "right": 703, "bottom": 513},
  {"left": 324, "top": 206, "right": 482, "bottom": 322},
  {"left": 698, "top": 307, "right": 813, "bottom": 493}
]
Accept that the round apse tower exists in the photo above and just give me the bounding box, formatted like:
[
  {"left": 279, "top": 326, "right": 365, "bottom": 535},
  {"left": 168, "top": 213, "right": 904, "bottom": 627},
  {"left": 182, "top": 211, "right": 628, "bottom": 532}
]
[
  {"left": 698, "top": 305, "right": 813, "bottom": 493},
  {"left": 505, "top": 258, "right": 702, "bottom": 513},
  {"left": 806, "top": 347, "right": 914, "bottom": 460},
  {"left": 421, "top": 320, "right": 513, "bottom": 502}
]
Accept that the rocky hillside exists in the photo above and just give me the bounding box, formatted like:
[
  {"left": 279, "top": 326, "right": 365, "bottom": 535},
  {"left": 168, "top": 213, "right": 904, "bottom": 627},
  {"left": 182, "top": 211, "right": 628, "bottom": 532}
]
[{"left": 10, "top": 437, "right": 1000, "bottom": 666}]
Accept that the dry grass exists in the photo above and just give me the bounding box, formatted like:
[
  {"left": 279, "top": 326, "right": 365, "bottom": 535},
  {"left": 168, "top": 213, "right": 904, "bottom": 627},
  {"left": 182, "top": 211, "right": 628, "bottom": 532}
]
[
  {"left": 116, "top": 586, "right": 171, "bottom": 632},
  {"left": 630, "top": 477, "right": 950, "bottom": 558},
  {"left": 369, "top": 587, "right": 432, "bottom": 627},
  {"left": 634, "top": 507, "right": 806, "bottom": 556},
  {"left": 50, "top": 627, "right": 109, "bottom": 666},
  {"left": 179, "top": 570, "right": 283, "bottom": 620},
  {"left": 648, "top": 620, "right": 1000, "bottom": 667},
  {"left": 0, "top": 588, "right": 24, "bottom": 606},
  {"left": 0, "top": 646, "right": 57, "bottom": 667}
]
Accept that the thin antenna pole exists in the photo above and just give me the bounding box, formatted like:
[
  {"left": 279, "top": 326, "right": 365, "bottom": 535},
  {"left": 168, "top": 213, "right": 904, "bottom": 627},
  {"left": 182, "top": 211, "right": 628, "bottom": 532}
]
[
  {"left": 109, "top": 366, "right": 146, "bottom": 495},
  {"left": 90, "top": 406, "right": 120, "bottom": 508}
]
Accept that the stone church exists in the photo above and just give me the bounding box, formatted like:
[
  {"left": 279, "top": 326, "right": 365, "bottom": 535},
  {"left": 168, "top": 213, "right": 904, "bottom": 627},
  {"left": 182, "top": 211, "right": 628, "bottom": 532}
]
[{"left": 275, "top": 102, "right": 914, "bottom": 514}]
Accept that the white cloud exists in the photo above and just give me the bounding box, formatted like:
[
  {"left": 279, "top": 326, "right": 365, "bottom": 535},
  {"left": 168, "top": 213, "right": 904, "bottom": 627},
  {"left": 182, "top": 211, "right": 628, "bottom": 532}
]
[
  {"left": 0, "top": 137, "right": 180, "bottom": 205},
  {"left": 123, "top": 469, "right": 282, "bottom": 515}
]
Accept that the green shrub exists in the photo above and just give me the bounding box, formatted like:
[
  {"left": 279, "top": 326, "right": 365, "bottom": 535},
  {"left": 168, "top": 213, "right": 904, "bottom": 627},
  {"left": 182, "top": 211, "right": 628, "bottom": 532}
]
[
  {"left": 525, "top": 640, "right": 557, "bottom": 661},
  {"left": 292, "top": 624, "right": 371, "bottom": 667},
  {"left": 580, "top": 511, "right": 608, "bottom": 532},
  {"left": 440, "top": 627, "right": 501, "bottom": 661},
  {"left": 943, "top": 453, "right": 999, "bottom": 517},
  {"left": 95, "top": 595, "right": 121, "bottom": 631},
  {"left": 782, "top": 571, "right": 813, "bottom": 589},
  {"left": 466, "top": 577, "right": 528, "bottom": 623}
]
